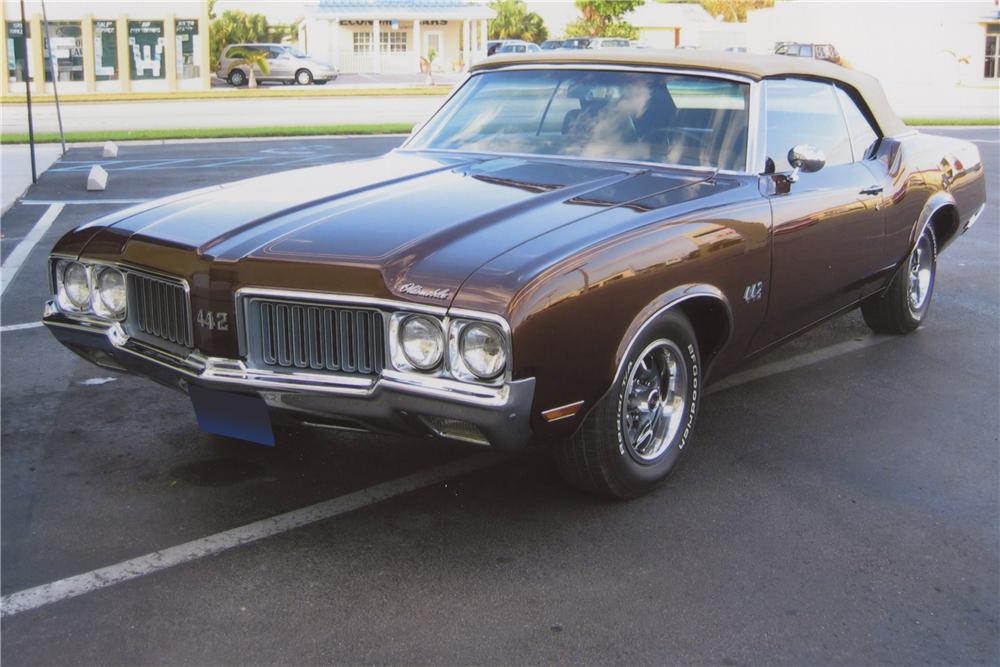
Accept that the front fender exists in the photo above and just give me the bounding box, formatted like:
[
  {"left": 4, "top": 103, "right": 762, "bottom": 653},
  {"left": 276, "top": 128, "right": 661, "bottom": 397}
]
[{"left": 612, "top": 284, "right": 733, "bottom": 384}]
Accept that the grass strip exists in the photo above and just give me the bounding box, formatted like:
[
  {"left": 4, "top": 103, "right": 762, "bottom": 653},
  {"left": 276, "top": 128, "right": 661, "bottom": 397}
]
[
  {"left": 0, "top": 124, "right": 414, "bottom": 144},
  {"left": 903, "top": 118, "right": 998, "bottom": 126}
]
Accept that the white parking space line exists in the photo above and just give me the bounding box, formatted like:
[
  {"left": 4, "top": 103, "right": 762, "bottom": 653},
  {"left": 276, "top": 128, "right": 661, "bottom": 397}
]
[
  {"left": 0, "top": 331, "right": 901, "bottom": 618},
  {"left": 0, "top": 453, "right": 510, "bottom": 618},
  {"left": 707, "top": 334, "right": 894, "bottom": 396},
  {"left": 20, "top": 199, "right": 149, "bottom": 205},
  {"left": 0, "top": 204, "right": 63, "bottom": 297},
  {"left": 0, "top": 321, "right": 43, "bottom": 333}
]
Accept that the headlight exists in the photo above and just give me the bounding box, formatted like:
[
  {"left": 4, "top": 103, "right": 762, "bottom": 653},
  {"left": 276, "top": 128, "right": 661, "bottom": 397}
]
[
  {"left": 58, "top": 261, "right": 90, "bottom": 311},
  {"left": 94, "top": 267, "right": 126, "bottom": 318},
  {"left": 399, "top": 315, "right": 444, "bottom": 370},
  {"left": 459, "top": 323, "right": 507, "bottom": 379}
]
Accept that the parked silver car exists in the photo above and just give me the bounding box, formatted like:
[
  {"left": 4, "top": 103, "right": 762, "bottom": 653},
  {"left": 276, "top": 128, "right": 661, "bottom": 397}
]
[{"left": 218, "top": 44, "right": 337, "bottom": 86}]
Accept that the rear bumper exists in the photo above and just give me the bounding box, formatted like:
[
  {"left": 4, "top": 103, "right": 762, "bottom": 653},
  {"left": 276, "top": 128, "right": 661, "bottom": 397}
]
[{"left": 43, "top": 305, "right": 535, "bottom": 450}]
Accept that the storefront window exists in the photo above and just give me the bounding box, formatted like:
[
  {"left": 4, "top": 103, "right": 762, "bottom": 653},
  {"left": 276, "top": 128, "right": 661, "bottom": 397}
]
[
  {"left": 353, "top": 31, "right": 371, "bottom": 53},
  {"left": 94, "top": 20, "right": 117, "bottom": 80},
  {"left": 380, "top": 31, "right": 408, "bottom": 54},
  {"left": 43, "top": 21, "right": 84, "bottom": 82},
  {"left": 128, "top": 20, "right": 164, "bottom": 80},
  {"left": 986, "top": 24, "right": 999, "bottom": 79},
  {"left": 175, "top": 19, "right": 200, "bottom": 78},
  {"left": 6, "top": 21, "right": 30, "bottom": 83}
]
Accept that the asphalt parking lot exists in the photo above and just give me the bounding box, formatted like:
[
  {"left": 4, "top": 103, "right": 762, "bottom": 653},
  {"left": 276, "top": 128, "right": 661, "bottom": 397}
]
[{"left": 1, "top": 129, "right": 997, "bottom": 665}]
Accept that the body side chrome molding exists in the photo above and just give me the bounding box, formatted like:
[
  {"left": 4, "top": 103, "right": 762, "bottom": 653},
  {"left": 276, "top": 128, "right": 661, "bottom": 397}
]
[{"left": 612, "top": 287, "right": 735, "bottom": 386}]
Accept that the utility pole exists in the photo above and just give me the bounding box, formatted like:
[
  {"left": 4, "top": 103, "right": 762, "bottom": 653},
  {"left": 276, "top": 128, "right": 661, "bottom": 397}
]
[
  {"left": 19, "top": 0, "right": 37, "bottom": 182},
  {"left": 40, "top": 0, "right": 67, "bottom": 154}
]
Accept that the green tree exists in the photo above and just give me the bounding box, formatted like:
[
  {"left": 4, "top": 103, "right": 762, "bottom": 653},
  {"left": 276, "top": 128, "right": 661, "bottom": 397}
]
[
  {"left": 225, "top": 47, "right": 270, "bottom": 88},
  {"left": 662, "top": 0, "right": 774, "bottom": 22},
  {"left": 489, "top": 0, "right": 549, "bottom": 43},
  {"left": 210, "top": 10, "right": 272, "bottom": 68},
  {"left": 565, "top": 0, "right": 642, "bottom": 39}
]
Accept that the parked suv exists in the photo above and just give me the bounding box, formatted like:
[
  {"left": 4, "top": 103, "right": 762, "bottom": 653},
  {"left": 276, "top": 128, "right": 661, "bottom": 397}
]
[
  {"left": 587, "top": 38, "right": 631, "bottom": 49},
  {"left": 774, "top": 42, "right": 841, "bottom": 64},
  {"left": 218, "top": 44, "right": 337, "bottom": 86}
]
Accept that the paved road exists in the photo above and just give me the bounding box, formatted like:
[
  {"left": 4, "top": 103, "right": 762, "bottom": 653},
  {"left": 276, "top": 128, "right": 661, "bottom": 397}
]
[
  {"left": 0, "top": 130, "right": 997, "bottom": 665},
  {"left": 1, "top": 95, "right": 444, "bottom": 134}
]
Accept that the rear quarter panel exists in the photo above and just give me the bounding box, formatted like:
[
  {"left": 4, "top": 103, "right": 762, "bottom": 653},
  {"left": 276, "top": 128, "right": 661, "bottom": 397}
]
[{"left": 885, "top": 131, "right": 986, "bottom": 259}]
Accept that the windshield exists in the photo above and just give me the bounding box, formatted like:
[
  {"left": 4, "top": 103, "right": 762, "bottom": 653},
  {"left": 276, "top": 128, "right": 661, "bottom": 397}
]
[
  {"left": 408, "top": 69, "right": 750, "bottom": 171},
  {"left": 285, "top": 47, "right": 307, "bottom": 58}
]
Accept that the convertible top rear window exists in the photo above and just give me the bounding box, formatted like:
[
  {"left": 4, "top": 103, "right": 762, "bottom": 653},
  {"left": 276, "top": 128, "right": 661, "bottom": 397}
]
[{"left": 408, "top": 69, "right": 750, "bottom": 171}]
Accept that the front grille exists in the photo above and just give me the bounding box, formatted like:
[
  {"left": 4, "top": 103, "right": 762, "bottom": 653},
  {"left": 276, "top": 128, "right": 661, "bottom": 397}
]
[
  {"left": 126, "top": 272, "right": 193, "bottom": 349},
  {"left": 244, "top": 298, "right": 386, "bottom": 376}
]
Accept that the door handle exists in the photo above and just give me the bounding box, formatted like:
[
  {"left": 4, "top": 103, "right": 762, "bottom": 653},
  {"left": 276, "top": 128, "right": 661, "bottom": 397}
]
[{"left": 859, "top": 185, "right": 883, "bottom": 196}]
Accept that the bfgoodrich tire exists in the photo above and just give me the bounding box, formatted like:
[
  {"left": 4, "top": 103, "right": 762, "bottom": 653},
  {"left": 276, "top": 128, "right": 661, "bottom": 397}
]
[
  {"left": 861, "top": 225, "right": 937, "bottom": 334},
  {"left": 553, "top": 311, "right": 702, "bottom": 499}
]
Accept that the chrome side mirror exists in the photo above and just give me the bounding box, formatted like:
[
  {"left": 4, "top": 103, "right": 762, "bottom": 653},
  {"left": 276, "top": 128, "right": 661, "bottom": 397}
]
[{"left": 787, "top": 144, "right": 826, "bottom": 182}]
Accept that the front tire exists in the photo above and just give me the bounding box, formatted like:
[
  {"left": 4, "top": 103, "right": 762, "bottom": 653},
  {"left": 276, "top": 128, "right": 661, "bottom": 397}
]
[
  {"left": 861, "top": 225, "right": 937, "bottom": 334},
  {"left": 295, "top": 69, "right": 313, "bottom": 85},
  {"left": 553, "top": 312, "right": 701, "bottom": 499}
]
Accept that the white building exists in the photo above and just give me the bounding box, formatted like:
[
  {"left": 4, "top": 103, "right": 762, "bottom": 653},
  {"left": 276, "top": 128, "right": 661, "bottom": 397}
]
[
  {"left": 741, "top": 0, "right": 1000, "bottom": 118},
  {"left": 2, "top": 0, "right": 211, "bottom": 95},
  {"left": 299, "top": 0, "right": 494, "bottom": 74},
  {"left": 625, "top": 2, "right": 714, "bottom": 49},
  {"left": 529, "top": 0, "right": 716, "bottom": 46}
]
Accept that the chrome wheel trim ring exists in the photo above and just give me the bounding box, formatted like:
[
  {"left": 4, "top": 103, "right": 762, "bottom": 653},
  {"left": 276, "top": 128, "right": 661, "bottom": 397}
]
[
  {"left": 621, "top": 339, "right": 689, "bottom": 463},
  {"left": 907, "top": 231, "right": 934, "bottom": 316}
]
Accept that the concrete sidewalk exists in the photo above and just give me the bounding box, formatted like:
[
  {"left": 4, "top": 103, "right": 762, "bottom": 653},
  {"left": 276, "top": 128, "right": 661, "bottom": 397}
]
[
  {"left": 2, "top": 96, "right": 442, "bottom": 136},
  {"left": 1, "top": 144, "right": 63, "bottom": 214}
]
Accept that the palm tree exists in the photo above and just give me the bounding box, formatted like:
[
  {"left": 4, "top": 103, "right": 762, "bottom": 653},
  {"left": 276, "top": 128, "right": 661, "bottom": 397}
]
[
  {"left": 489, "top": 0, "right": 549, "bottom": 43},
  {"left": 421, "top": 47, "right": 438, "bottom": 85},
  {"left": 226, "top": 47, "right": 270, "bottom": 88}
]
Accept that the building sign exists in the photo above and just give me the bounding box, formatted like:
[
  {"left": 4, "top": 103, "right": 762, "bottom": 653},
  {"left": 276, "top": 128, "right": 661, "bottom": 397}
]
[
  {"left": 421, "top": 20, "right": 448, "bottom": 26},
  {"left": 44, "top": 22, "right": 84, "bottom": 82},
  {"left": 6, "top": 21, "right": 29, "bottom": 83},
  {"left": 128, "top": 20, "right": 164, "bottom": 79},
  {"left": 94, "top": 20, "right": 117, "bottom": 80},
  {"left": 175, "top": 19, "right": 200, "bottom": 78}
]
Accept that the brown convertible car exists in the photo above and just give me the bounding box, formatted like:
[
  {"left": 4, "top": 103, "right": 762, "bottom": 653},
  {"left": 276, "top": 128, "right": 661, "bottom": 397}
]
[{"left": 44, "top": 51, "right": 986, "bottom": 498}]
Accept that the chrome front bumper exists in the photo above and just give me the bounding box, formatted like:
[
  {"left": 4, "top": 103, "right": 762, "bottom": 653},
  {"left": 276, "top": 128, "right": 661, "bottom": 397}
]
[{"left": 43, "top": 304, "right": 535, "bottom": 450}]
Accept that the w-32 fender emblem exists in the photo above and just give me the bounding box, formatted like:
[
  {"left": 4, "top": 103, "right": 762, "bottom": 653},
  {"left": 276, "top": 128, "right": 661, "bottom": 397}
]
[{"left": 743, "top": 281, "right": 764, "bottom": 304}]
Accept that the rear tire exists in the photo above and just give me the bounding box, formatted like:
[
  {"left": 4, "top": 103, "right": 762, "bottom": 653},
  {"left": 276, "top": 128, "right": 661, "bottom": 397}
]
[
  {"left": 227, "top": 69, "right": 247, "bottom": 87},
  {"left": 553, "top": 311, "right": 701, "bottom": 499},
  {"left": 862, "top": 225, "right": 937, "bottom": 334}
]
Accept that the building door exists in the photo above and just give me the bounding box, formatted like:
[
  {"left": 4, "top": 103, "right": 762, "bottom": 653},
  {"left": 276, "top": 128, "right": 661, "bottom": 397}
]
[{"left": 424, "top": 31, "right": 443, "bottom": 71}]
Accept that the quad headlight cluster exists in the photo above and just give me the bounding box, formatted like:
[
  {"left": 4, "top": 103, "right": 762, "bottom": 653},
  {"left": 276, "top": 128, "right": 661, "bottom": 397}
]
[
  {"left": 389, "top": 312, "right": 509, "bottom": 383},
  {"left": 53, "top": 259, "right": 127, "bottom": 320}
]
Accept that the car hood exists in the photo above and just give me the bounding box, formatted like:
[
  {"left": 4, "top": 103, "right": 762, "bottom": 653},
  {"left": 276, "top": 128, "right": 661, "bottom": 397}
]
[{"left": 73, "top": 150, "right": 724, "bottom": 307}]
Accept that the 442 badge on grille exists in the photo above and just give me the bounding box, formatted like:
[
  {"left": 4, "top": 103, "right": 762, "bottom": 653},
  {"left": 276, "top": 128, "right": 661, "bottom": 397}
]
[{"left": 196, "top": 309, "right": 229, "bottom": 331}]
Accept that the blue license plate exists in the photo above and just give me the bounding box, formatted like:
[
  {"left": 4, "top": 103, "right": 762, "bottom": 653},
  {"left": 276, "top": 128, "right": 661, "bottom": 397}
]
[{"left": 189, "top": 385, "right": 275, "bottom": 446}]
